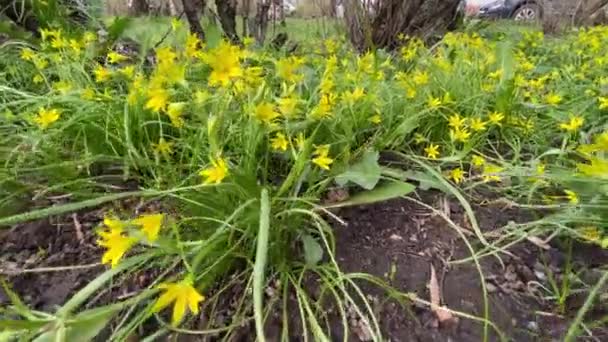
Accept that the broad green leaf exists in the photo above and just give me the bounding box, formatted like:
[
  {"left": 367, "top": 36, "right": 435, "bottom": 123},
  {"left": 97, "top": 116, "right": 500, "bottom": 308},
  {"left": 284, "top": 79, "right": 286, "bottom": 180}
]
[
  {"left": 107, "top": 17, "right": 133, "bottom": 42},
  {"left": 301, "top": 234, "right": 323, "bottom": 266},
  {"left": 381, "top": 167, "right": 447, "bottom": 192},
  {"left": 335, "top": 150, "right": 381, "bottom": 190},
  {"left": 33, "top": 306, "right": 118, "bottom": 342},
  {"left": 324, "top": 181, "right": 415, "bottom": 209}
]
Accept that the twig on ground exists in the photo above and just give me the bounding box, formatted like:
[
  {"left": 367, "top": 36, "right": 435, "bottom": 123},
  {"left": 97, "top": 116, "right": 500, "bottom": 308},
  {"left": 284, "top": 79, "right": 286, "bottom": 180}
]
[
  {"left": 0, "top": 263, "right": 102, "bottom": 276},
  {"left": 72, "top": 213, "right": 84, "bottom": 244}
]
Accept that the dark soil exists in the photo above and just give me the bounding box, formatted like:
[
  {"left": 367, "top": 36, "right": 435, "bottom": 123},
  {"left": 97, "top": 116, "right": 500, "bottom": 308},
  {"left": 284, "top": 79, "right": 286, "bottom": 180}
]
[
  {"left": 332, "top": 194, "right": 608, "bottom": 341},
  {"left": 1, "top": 193, "right": 607, "bottom": 341}
]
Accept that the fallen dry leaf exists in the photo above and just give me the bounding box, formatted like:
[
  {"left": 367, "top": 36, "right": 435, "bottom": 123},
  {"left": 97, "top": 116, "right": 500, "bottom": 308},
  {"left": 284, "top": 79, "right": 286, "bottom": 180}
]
[
  {"left": 429, "top": 264, "right": 456, "bottom": 323},
  {"left": 526, "top": 236, "right": 551, "bottom": 250}
]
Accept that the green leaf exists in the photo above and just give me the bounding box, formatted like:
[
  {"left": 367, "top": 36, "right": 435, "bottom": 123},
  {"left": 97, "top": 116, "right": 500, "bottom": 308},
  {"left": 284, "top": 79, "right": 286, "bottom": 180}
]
[
  {"left": 381, "top": 167, "right": 447, "bottom": 192},
  {"left": 0, "top": 319, "right": 50, "bottom": 331},
  {"left": 301, "top": 234, "right": 323, "bottom": 266},
  {"left": 324, "top": 181, "right": 415, "bottom": 209},
  {"left": 107, "top": 16, "right": 133, "bottom": 42},
  {"left": 253, "top": 189, "right": 270, "bottom": 342},
  {"left": 335, "top": 150, "right": 381, "bottom": 190},
  {"left": 387, "top": 113, "right": 422, "bottom": 144},
  {"left": 33, "top": 306, "right": 118, "bottom": 342}
]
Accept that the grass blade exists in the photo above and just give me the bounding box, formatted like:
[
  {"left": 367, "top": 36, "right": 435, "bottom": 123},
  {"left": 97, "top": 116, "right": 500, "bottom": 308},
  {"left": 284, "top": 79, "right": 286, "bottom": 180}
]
[{"left": 254, "top": 189, "right": 270, "bottom": 342}]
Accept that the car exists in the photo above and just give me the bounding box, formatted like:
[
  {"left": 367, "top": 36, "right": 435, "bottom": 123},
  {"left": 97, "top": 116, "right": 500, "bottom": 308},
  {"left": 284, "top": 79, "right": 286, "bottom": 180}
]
[{"left": 466, "top": 0, "right": 542, "bottom": 21}]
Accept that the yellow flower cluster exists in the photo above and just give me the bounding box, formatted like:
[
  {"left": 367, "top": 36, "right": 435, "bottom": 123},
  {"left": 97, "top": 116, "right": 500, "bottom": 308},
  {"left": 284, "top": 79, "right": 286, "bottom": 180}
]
[{"left": 96, "top": 213, "right": 164, "bottom": 268}]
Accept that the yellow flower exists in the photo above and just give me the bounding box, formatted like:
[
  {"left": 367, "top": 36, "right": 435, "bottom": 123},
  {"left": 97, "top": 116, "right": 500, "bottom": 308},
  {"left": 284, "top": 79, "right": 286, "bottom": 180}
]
[
  {"left": 120, "top": 65, "right": 135, "bottom": 79},
  {"left": 97, "top": 217, "right": 138, "bottom": 268},
  {"left": 545, "top": 93, "right": 562, "bottom": 106},
  {"left": 598, "top": 96, "right": 608, "bottom": 110},
  {"left": 295, "top": 133, "right": 306, "bottom": 150},
  {"left": 50, "top": 35, "right": 67, "bottom": 49},
  {"left": 577, "top": 157, "right": 608, "bottom": 179},
  {"left": 451, "top": 128, "right": 471, "bottom": 143},
  {"left": 33, "top": 74, "right": 44, "bottom": 84},
  {"left": 145, "top": 87, "right": 170, "bottom": 112},
  {"left": 427, "top": 96, "right": 442, "bottom": 109},
  {"left": 312, "top": 93, "right": 336, "bottom": 118},
  {"left": 413, "top": 70, "right": 429, "bottom": 85},
  {"left": 424, "top": 143, "right": 440, "bottom": 159},
  {"left": 559, "top": 115, "right": 584, "bottom": 132},
  {"left": 270, "top": 133, "right": 289, "bottom": 151},
  {"left": 199, "top": 157, "right": 229, "bottom": 184},
  {"left": 405, "top": 86, "right": 417, "bottom": 99},
  {"left": 20, "top": 48, "right": 35, "bottom": 61},
  {"left": 185, "top": 33, "right": 202, "bottom": 59},
  {"left": 447, "top": 114, "right": 466, "bottom": 129},
  {"left": 69, "top": 39, "right": 82, "bottom": 54},
  {"left": 274, "top": 95, "right": 295, "bottom": 117},
  {"left": 369, "top": 114, "right": 382, "bottom": 124},
  {"left": 153, "top": 137, "right": 174, "bottom": 157},
  {"left": 536, "top": 163, "right": 546, "bottom": 175},
  {"left": 33, "top": 56, "right": 48, "bottom": 70},
  {"left": 312, "top": 145, "right": 334, "bottom": 170},
  {"left": 52, "top": 80, "right": 72, "bottom": 94},
  {"left": 151, "top": 276, "right": 205, "bottom": 326},
  {"left": 472, "top": 155, "right": 485, "bottom": 167},
  {"left": 580, "top": 226, "right": 601, "bottom": 243},
  {"left": 107, "top": 51, "right": 127, "bottom": 64},
  {"left": 488, "top": 111, "right": 505, "bottom": 126},
  {"left": 206, "top": 42, "right": 243, "bottom": 87},
  {"left": 83, "top": 31, "right": 96, "bottom": 44},
  {"left": 342, "top": 87, "right": 365, "bottom": 104},
  {"left": 319, "top": 77, "right": 334, "bottom": 94},
  {"left": 449, "top": 168, "right": 465, "bottom": 184},
  {"left": 33, "top": 108, "right": 60, "bottom": 129},
  {"left": 470, "top": 118, "right": 487, "bottom": 132},
  {"left": 132, "top": 213, "right": 164, "bottom": 242},
  {"left": 94, "top": 65, "right": 112, "bottom": 83},
  {"left": 482, "top": 164, "right": 503, "bottom": 182},
  {"left": 156, "top": 46, "right": 177, "bottom": 65},
  {"left": 254, "top": 102, "right": 279, "bottom": 124},
  {"left": 276, "top": 57, "right": 304, "bottom": 83},
  {"left": 564, "top": 190, "right": 579, "bottom": 204},
  {"left": 166, "top": 102, "right": 186, "bottom": 128}
]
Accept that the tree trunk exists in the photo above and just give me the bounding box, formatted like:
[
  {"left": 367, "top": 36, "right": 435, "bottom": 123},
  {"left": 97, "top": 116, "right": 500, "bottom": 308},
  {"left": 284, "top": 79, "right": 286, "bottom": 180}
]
[
  {"left": 253, "top": 0, "right": 271, "bottom": 44},
  {"left": 128, "top": 0, "right": 149, "bottom": 15},
  {"left": 344, "top": 0, "right": 461, "bottom": 51},
  {"left": 242, "top": 0, "right": 252, "bottom": 36},
  {"left": 182, "top": 0, "right": 206, "bottom": 41},
  {"left": 329, "top": 0, "right": 337, "bottom": 17},
  {"left": 215, "top": 0, "right": 241, "bottom": 44}
]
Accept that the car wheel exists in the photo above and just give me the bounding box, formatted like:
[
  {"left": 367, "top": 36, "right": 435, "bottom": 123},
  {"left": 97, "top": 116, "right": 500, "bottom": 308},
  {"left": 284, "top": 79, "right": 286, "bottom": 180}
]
[{"left": 513, "top": 3, "right": 540, "bottom": 21}]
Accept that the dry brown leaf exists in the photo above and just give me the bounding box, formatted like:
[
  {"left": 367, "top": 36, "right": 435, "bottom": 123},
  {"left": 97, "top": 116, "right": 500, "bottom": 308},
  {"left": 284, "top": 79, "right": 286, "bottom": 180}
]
[
  {"left": 526, "top": 236, "right": 551, "bottom": 250},
  {"left": 429, "top": 264, "right": 456, "bottom": 323}
]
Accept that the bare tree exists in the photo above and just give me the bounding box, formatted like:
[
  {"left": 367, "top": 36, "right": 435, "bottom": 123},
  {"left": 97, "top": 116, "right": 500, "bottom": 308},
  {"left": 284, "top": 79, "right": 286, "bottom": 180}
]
[
  {"left": 242, "top": 0, "right": 253, "bottom": 36},
  {"left": 252, "top": 0, "right": 271, "bottom": 44},
  {"left": 182, "top": 0, "right": 206, "bottom": 41},
  {"left": 215, "top": 0, "right": 241, "bottom": 44},
  {"left": 128, "top": 0, "right": 149, "bottom": 15},
  {"left": 344, "top": 0, "right": 462, "bottom": 51}
]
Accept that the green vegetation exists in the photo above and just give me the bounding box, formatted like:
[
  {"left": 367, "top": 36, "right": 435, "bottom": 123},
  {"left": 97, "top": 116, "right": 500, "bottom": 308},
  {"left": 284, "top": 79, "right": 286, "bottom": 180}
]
[{"left": 0, "top": 17, "right": 606, "bottom": 341}]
